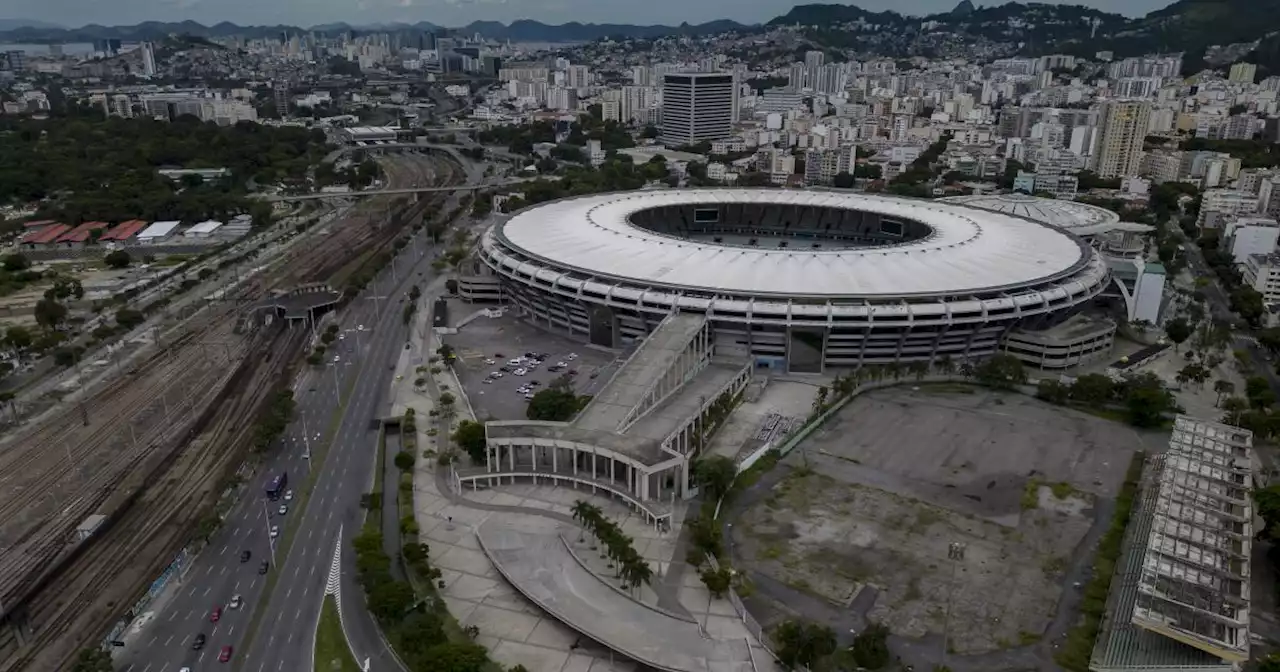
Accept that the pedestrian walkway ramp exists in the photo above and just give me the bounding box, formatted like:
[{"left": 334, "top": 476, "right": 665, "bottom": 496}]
[{"left": 476, "top": 520, "right": 754, "bottom": 672}]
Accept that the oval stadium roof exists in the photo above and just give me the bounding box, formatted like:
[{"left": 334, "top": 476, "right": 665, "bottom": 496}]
[{"left": 497, "top": 189, "right": 1090, "bottom": 298}]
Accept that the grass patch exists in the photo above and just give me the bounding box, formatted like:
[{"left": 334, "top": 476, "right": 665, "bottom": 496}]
[
  {"left": 314, "top": 595, "right": 363, "bottom": 672},
  {"left": 1021, "top": 480, "right": 1042, "bottom": 510},
  {"left": 1054, "top": 451, "right": 1146, "bottom": 672},
  {"left": 1050, "top": 481, "right": 1077, "bottom": 500},
  {"left": 1018, "top": 630, "right": 1042, "bottom": 646}
]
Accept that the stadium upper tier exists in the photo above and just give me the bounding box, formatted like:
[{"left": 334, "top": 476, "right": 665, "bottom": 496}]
[{"left": 476, "top": 188, "right": 1112, "bottom": 370}]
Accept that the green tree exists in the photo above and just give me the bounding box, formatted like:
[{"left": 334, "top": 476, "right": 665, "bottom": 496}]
[
  {"left": 69, "top": 648, "right": 113, "bottom": 672},
  {"left": 394, "top": 451, "right": 416, "bottom": 471},
  {"left": 422, "top": 642, "right": 491, "bottom": 672},
  {"left": 1164, "top": 317, "right": 1193, "bottom": 350},
  {"left": 452, "top": 419, "right": 487, "bottom": 464},
  {"left": 850, "top": 622, "right": 892, "bottom": 669},
  {"left": 773, "top": 619, "right": 838, "bottom": 670},
  {"left": 5, "top": 324, "right": 32, "bottom": 350},
  {"left": 115, "top": 307, "right": 145, "bottom": 329},
  {"left": 1070, "top": 373, "right": 1114, "bottom": 406},
  {"left": 1, "top": 253, "right": 29, "bottom": 271},
  {"left": 368, "top": 579, "right": 415, "bottom": 622},
  {"left": 694, "top": 455, "right": 738, "bottom": 502},
  {"left": 34, "top": 297, "right": 67, "bottom": 331},
  {"left": 1123, "top": 374, "right": 1176, "bottom": 427},
  {"left": 526, "top": 387, "right": 581, "bottom": 421},
  {"left": 972, "top": 354, "right": 1027, "bottom": 389},
  {"left": 699, "top": 566, "right": 733, "bottom": 598}
]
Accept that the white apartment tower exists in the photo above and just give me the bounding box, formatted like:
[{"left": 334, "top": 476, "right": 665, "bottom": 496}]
[
  {"left": 660, "top": 72, "right": 735, "bottom": 147},
  {"left": 1091, "top": 100, "right": 1151, "bottom": 180}
]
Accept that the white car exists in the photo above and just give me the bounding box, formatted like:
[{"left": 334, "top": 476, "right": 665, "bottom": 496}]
[
  {"left": 567, "top": 353, "right": 579, "bottom": 361},
  {"left": 507, "top": 359, "right": 523, "bottom": 366},
  {"left": 333, "top": 355, "right": 340, "bottom": 363},
  {"left": 482, "top": 378, "right": 493, "bottom": 384},
  {"left": 278, "top": 505, "right": 288, "bottom": 515},
  {"left": 484, "top": 358, "right": 495, "bottom": 365},
  {"left": 514, "top": 368, "right": 527, "bottom": 376},
  {"left": 358, "top": 324, "right": 365, "bottom": 331},
  {"left": 490, "top": 372, "right": 503, "bottom": 378},
  {"left": 556, "top": 361, "right": 568, "bottom": 368},
  {"left": 524, "top": 394, "right": 535, "bottom": 400},
  {"left": 338, "top": 333, "right": 345, "bottom": 340},
  {"left": 284, "top": 490, "right": 293, "bottom": 501},
  {"left": 269, "top": 525, "right": 279, "bottom": 539},
  {"left": 229, "top": 594, "right": 243, "bottom": 609}
]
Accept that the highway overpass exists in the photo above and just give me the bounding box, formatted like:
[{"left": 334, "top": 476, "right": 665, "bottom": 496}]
[{"left": 259, "top": 177, "right": 542, "bottom": 202}]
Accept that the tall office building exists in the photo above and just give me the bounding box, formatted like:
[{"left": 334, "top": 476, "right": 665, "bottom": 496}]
[
  {"left": 273, "top": 81, "right": 290, "bottom": 117},
  {"left": 1091, "top": 100, "right": 1151, "bottom": 179},
  {"left": 141, "top": 42, "right": 156, "bottom": 77},
  {"left": 660, "top": 72, "right": 735, "bottom": 147}
]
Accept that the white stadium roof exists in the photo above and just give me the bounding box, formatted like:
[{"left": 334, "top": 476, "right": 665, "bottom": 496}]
[
  {"left": 942, "top": 194, "right": 1154, "bottom": 237},
  {"left": 498, "top": 189, "right": 1090, "bottom": 298}
]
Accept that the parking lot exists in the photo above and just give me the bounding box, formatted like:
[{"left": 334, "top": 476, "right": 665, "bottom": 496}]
[{"left": 446, "top": 315, "right": 621, "bottom": 421}]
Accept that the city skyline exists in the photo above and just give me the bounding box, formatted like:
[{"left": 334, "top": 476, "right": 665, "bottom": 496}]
[{"left": 1, "top": 0, "right": 1175, "bottom": 34}]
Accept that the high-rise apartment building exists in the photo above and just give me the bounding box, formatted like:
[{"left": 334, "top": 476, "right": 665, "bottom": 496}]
[
  {"left": 141, "top": 42, "right": 156, "bottom": 77},
  {"left": 1091, "top": 100, "right": 1151, "bottom": 179},
  {"left": 1229, "top": 62, "right": 1258, "bottom": 84},
  {"left": 660, "top": 72, "right": 735, "bottom": 147}
]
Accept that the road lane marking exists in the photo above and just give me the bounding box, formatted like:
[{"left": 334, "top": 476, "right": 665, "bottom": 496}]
[
  {"left": 163, "top": 635, "right": 173, "bottom": 646},
  {"left": 229, "top": 625, "right": 235, "bottom": 636},
  {"left": 142, "top": 664, "right": 152, "bottom": 672},
  {"left": 147, "top": 635, "right": 157, "bottom": 645},
  {"left": 202, "top": 586, "right": 211, "bottom": 597},
  {"left": 220, "top": 544, "right": 226, "bottom": 556},
  {"left": 220, "top": 566, "right": 227, "bottom": 576},
  {"left": 166, "top": 609, "right": 176, "bottom": 621}
]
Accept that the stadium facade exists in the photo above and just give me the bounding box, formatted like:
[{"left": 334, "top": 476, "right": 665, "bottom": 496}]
[{"left": 462, "top": 189, "right": 1116, "bottom": 372}]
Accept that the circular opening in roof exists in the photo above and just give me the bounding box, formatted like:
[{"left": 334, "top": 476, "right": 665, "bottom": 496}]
[{"left": 626, "top": 202, "right": 935, "bottom": 250}]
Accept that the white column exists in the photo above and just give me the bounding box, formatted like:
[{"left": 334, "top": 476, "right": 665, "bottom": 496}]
[{"left": 552, "top": 445, "right": 558, "bottom": 474}]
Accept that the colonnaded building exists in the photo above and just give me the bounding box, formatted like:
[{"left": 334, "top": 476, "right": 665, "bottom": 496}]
[{"left": 459, "top": 189, "right": 1163, "bottom": 372}]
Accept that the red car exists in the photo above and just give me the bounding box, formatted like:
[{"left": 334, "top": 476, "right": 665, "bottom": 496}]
[
  {"left": 218, "top": 645, "right": 233, "bottom": 662},
  {"left": 209, "top": 606, "right": 222, "bottom": 623}
]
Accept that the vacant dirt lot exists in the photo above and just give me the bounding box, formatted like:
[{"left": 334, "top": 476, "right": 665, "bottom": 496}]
[{"left": 732, "top": 385, "right": 1142, "bottom": 653}]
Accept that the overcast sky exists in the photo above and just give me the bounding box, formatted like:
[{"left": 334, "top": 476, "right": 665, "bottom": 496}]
[{"left": 3, "top": 0, "right": 1173, "bottom": 30}]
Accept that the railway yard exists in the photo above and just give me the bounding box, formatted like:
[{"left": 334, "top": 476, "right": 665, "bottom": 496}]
[{"left": 0, "top": 149, "right": 464, "bottom": 670}]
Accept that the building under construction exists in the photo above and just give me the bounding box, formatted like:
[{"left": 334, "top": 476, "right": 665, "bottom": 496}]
[{"left": 1091, "top": 415, "right": 1255, "bottom": 672}]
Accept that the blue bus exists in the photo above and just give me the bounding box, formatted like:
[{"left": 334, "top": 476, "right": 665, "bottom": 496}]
[{"left": 266, "top": 472, "right": 288, "bottom": 500}]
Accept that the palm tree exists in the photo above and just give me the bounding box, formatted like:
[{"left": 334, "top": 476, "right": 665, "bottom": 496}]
[
  {"left": 958, "top": 361, "right": 975, "bottom": 380},
  {"left": 571, "top": 500, "right": 592, "bottom": 541},
  {"left": 936, "top": 354, "right": 954, "bottom": 377},
  {"left": 1222, "top": 396, "right": 1249, "bottom": 425},
  {"left": 909, "top": 361, "right": 928, "bottom": 381},
  {"left": 1213, "top": 379, "right": 1235, "bottom": 407}
]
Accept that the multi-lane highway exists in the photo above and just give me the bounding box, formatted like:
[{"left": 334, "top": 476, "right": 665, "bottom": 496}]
[{"left": 114, "top": 198, "right": 456, "bottom": 672}]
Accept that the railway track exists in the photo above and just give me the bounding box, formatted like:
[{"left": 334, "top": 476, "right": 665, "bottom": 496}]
[{"left": 0, "top": 152, "right": 464, "bottom": 670}]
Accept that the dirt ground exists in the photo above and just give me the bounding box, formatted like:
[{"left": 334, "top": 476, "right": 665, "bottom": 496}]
[{"left": 732, "top": 385, "right": 1143, "bottom": 654}]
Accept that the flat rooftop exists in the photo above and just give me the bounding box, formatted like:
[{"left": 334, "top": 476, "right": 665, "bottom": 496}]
[
  {"left": 486, "top": 421, "right": 670, "bottom": 467},
  {"left": 574, "top": 314, "right": 708, "bottom": 434},
  {"left": 1094, "top": 415, "right": 1254, "bottom": 670},
  {"left": 626, "top": 361, "right": 745, "bottom": 443},
  {"left": 1133, "top": 417, "right": 1252, "bottom": 663}
]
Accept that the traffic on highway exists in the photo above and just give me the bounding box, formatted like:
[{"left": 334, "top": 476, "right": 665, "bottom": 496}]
[{"left": 112, "top": 172, "right": 463, "bottom": 672}]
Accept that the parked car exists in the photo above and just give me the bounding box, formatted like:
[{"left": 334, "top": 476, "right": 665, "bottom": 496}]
[
  {"left": 269, "top": 525, "right": 279, "bottom": 539},
  {"left": 259, "top": 560, "right": 269, "bottom": 575}
]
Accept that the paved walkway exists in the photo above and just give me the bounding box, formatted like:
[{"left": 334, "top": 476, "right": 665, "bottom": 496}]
[{"left": 478, "top": 521, "right": 755, "bottom": 672}]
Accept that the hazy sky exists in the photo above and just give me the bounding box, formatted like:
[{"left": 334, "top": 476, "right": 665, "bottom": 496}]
[{"left": 2, "top": 0, "right": 1174, "bottom": 29}]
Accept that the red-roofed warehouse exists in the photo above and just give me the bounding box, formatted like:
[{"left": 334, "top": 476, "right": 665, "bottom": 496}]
[{"left": 99, "top": 220, "right": 149, "bottom": 242}]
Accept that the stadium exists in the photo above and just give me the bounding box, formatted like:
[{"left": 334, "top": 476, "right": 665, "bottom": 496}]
[{"left": 467, "top": 188, "right": 1115, "bottom": 372}]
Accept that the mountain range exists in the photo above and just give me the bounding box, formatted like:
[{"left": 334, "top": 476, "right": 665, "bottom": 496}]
[{"left": 0, "top": 0, "right": 1274, "bottom": 63}]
